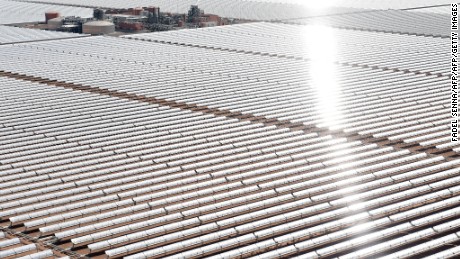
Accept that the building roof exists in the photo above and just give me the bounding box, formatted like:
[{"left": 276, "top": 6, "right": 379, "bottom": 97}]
[{"left": 84, "top": 20, "right": 115, "bottom": 26}]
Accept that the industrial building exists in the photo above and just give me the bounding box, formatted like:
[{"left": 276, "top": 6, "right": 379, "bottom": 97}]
[
  {"left": 0, "top": 0, "right": 458, "bottom": 259},
  {"left": 37, "top": 5, "right": 229, "bottom": 35},
  {"left": 82, "top": 20, "right": 115, "bottom": 35}
]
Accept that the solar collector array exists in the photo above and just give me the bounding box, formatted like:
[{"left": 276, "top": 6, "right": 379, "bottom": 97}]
[
  {"left": 0, "top": 19, "right": 458, "bottom": 259},
  {"left": 0, "top": 25, "right": 89, "bottom": 45},
  {"left": 0, "top": 25, "right": 453, "bottom": 152},
  {"left": 0, "top": 230, "right": 63, "bottom": 259},
  {"left": 122, "top": 23, "right": 449, "bottom": 75},
  {"left": 1, "top": 76, "right": 456, "bottom": 258},
  {"left": 288, "top": 10, "right": 450, "bottom": 37},
  {"left": 0, "top": 0, "right": 92, "bottom": 25}
]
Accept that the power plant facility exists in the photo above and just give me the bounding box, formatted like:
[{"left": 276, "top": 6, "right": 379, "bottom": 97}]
[
  {"left": 0, "top": 1, "right": 458, "bottom": 259},
  {"left": 39, "top": 5, "right": 232, "bottom": 35},
  {"left": 82, "top": 20, "right": 115, "bottom": 35}
]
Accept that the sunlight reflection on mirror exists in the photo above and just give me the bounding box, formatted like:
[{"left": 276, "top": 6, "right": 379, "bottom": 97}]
[
  {"left": 302, "top": 25, "right": 343, "bottom": 130},
  {"left": 330, "top": 169, "right": 369, "bottom": 223},
  {"left": 347, "top": 220, "right": 374, "bottom": 238}
]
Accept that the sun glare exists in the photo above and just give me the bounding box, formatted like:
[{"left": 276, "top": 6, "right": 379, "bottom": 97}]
[{"left": 301, "top": 25, "right": 343, "bottom": 129}]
